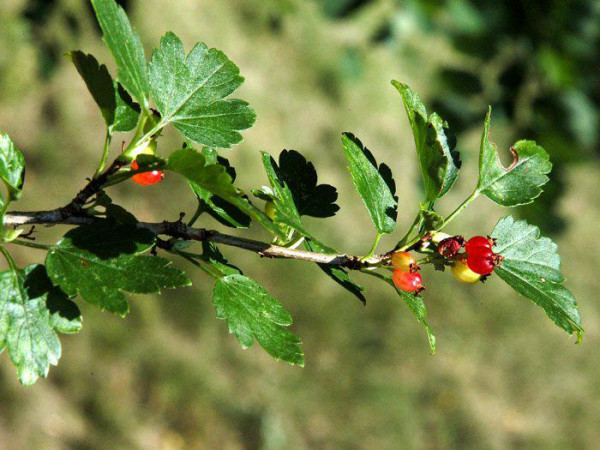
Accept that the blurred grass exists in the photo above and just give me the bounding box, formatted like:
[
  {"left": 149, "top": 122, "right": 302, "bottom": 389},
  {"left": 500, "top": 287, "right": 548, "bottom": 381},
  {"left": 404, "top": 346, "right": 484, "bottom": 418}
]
[{"left": 0, "top": 0, "right": 599, "bottom": 448}]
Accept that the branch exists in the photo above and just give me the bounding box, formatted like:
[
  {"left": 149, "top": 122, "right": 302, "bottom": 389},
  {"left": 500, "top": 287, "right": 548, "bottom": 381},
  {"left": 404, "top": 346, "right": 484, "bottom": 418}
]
[
  {"left": 3, "top": 156, "right": 389, "bottom": 268},
  {"left": 3, "top": 210, "right": 387, "bottom": 269}
]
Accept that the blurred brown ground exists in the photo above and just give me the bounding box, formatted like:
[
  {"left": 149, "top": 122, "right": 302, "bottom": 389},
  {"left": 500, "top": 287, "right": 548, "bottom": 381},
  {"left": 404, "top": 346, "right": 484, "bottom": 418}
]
[{"left": 0, "top": 0, "right": 599, "bottom": 448}]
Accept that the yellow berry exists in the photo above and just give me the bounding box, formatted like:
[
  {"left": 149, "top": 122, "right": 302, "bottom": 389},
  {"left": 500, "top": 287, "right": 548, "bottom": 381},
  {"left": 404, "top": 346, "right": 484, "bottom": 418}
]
[{"left": 451, "top": 257, "right": 481, "bottom": 284}]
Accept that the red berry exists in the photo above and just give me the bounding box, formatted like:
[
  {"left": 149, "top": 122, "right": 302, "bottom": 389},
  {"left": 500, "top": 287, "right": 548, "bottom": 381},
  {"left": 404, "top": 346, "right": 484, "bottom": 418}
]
[
  {"left": 466, "top": 246, "right": 495, "bottom": 275},
  {"left": 392, "top": 269, "right": 423, "bottom": 293},
  {"left": 391, "top": 251, "right": 417, "bottom": 272},
  {"left": 131, "top": 160, "right": 164, "bottom": 186},
  {"left": 465, "top": 236, "right": 493, "bottom": 253}
]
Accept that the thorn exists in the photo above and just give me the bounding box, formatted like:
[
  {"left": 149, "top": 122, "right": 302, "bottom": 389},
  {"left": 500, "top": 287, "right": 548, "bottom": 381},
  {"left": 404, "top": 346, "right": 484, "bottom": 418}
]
[{"left": 21, "top": 226, "right": 37, "bottom": 240}]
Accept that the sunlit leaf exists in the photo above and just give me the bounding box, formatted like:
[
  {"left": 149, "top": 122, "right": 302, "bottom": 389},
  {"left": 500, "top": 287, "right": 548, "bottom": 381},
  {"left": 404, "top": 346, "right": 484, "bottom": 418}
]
[{"left": 491, "top": 216, "right": 582, "bottom": 338}]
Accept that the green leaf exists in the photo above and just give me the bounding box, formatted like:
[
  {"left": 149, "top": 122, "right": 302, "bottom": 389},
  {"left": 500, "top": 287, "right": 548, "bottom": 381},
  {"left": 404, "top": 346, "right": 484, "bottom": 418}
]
[
  {"left": 192, "top": 148, "right": 250, "bottom": 228},
  {"left": 392, "top": 81, "right": 460, "bottom": 203},
  {"left": 396, "top": 289, "right": 436, "bottom": 354},
  {"left": 45, "top": 222, "right": 190, "bottom": 316},
  {"left": 91, "top": 0, "right": 149, "bottom": 109},
  {"left": 149, "top": 32, "right": 255, "bottom": 148},
  {"left": 304, "top": 239, "right": 366, "bottom": 304},
  {"left": 477, "top": 109, "right": 551, "bottom": 206},
  {"left": 0, "top": 132, "right": 25, "bottom": 201},
  {"left": 169, "top": 146, "right": 286, "bottom": 240},
  {"left": 341, "top": 133, "right": 397, "bottom": 234},
  {"left": 68, "top": 51, "right": 140, "bottom": 132},
  {"left": 274, "top": 150, "right": 339, "bottom": 218},
  {"left": 201, "top": 241, "right": 242, "bottom": 277},
  {"left": 491, "top": 216, "right": 582, "bottom": 338},
  {"left": 167, "top": 147, "right": 237, "bottom": 198},
  {"left": 261, "top": 152, "right": 312, "bottom": 239},
  {"left": 0, "top": 264, "right": 63, "bottom": 385},
  {"left": 213, "top": 274, "right": 304, "bottom": 366}
]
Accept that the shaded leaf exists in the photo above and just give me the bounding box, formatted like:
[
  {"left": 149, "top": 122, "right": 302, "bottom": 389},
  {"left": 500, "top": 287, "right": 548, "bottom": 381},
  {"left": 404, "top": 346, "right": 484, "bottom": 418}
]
[
  {"left": 91, "top": 0, "right": 149, "bottom": 108},
  {"left": 392, "top": 81, "right": 460, "bottom": 203},
  {"left": 150, "top": 32, "right": 255, "bottom": 148},
  {"left": 341, "top": 133, "right": 397, "bottom": 234},
  {"left": 68, "top": 51, "right": 140, "bottom": 132},
  {"left": 213, "top": 274, "right": 304, "bottom": 366},
  {"left": 46, "top": 222, "right": 190, "bottom": 316},
  {"left": 491, "top": 216, "right": 582, "bottom": 338},
  {"left": 24, "top": 265, "right": 82, "bottom": 335},
  {"left": 261, "top": 152, "right": 312, "bottom": 239},
  {"left": 477, "top": 109, "right": 551, "bottom": 206},
  {"left": 275, "top": 150, "right": 339, "bottom": 218}
]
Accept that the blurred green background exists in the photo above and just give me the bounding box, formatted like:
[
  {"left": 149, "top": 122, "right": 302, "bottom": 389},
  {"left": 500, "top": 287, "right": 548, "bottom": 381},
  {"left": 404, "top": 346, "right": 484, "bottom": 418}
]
[{"left": 1, "top": 0, "right": 599, "bottom": 448}]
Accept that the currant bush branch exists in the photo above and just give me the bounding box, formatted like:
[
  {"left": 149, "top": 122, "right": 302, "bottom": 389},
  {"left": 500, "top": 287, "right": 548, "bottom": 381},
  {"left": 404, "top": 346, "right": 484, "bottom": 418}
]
[{"left": 3, "top": 210, "right": 389, "bottom": 269}]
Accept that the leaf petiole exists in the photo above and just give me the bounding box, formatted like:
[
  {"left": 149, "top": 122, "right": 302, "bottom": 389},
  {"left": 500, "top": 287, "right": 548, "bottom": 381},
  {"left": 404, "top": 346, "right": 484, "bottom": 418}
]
[
  {"left": 0, "top": 245, "right": 17, "bottom": 271},
  {"left": 10, "top": 239, "right": 51, "bottom": 250},
  {"left": 361, "top": 232, "right": 383, "bottom": 262},
  {"left": 175, "top": 250, "right": 222, "bottom": 280},
  {"left": 94, "top": 128, "right": 113, "bottom": 179},
  {"left": 395, "top": 212, "right": 422, "bottom": 249},
  {"left": 439, "top": 190, "right": 479, "bottom": 230}
]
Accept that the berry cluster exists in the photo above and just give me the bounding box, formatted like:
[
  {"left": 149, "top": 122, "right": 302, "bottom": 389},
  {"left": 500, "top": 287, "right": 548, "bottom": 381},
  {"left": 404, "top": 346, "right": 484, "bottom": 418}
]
[
  {"left": 391, "top": 251, "right": 424, "bottom": 294},
  {"left": 390, "top": 235, "right": 503, "bottom": 294},
  {"left": 447, "top": 235, "right": 503, "bottom": 284}
]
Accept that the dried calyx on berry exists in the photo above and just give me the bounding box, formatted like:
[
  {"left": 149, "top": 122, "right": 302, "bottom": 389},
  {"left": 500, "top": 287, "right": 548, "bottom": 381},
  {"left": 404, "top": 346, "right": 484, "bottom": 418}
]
[{"left": 437, "top": 235, "right": 465, "bottom": 258}]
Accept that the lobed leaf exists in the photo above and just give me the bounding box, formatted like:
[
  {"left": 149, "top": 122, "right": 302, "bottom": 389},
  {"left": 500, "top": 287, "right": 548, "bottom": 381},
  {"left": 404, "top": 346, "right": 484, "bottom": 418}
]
[
  {"left": 69, "top": 51, "right": 140, "bottom": 132},
  {"left": 477, "top": 109, "right": 551, "bottom": 206},
  {"left": 150, "top": 32, "right": 255, "bottom": 148},
  {"left": 91, "top": 0, "right": 150, "bottom": 109},
  {"left": 341, "top": 133, "right": 397, "bottom": 234},
  {"left": 0, "top": 132, "right": 25, "bottom": 202},
  {"left": 392, "top": 81, "right": 460, "bottom": 204},
  {"left": 261, "top": 151, "right": 312, "bottom": 239},
  {"left": 46, "top": 222, "right": 191, "bottom": 316},
  {"left": 167, "top": 147, "right": 237, "bottom": 198},
  {"left": 0, "top": 264, "right": 77, "bottom": 385},
  {"left": 213, "top": 274, "right": 304, "bottom": 366},
  {"left": 274, "top": 150, "right": 339, "bottom": 218},
  {"left": 491, "top": 216, "right": 582, "bottom": 338}
]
